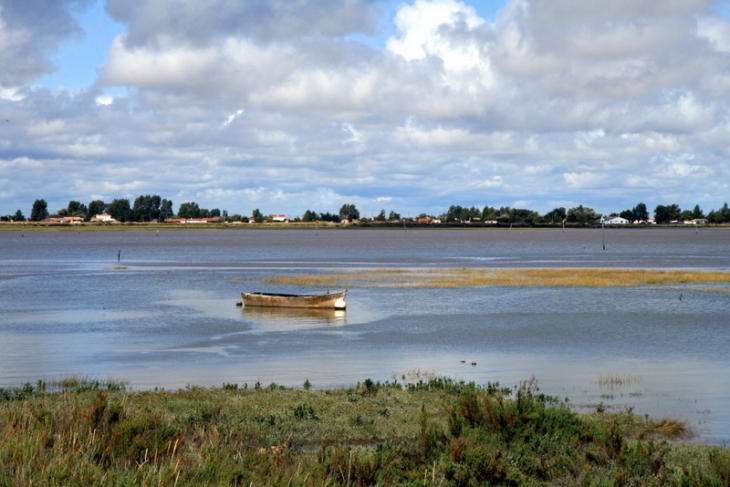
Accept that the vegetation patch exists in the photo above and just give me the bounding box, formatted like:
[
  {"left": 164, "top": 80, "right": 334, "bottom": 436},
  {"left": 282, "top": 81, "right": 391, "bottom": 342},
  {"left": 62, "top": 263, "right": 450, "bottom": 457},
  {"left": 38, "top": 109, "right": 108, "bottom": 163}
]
[
  {"left": 264, "top": 268, "right": 730, "bottom": 289},
  {"left": 0, "top": 376, "right": 727, "bottom": 486},
  {"left": 596, "top": 374, "right": 642, "bottom": 388}
]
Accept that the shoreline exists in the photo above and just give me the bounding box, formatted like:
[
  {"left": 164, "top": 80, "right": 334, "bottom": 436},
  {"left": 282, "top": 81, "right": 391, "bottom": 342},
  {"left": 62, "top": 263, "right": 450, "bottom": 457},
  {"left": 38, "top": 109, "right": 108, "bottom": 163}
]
[{"left": 2, "top": 221, "right": 730, "bottom": 231}]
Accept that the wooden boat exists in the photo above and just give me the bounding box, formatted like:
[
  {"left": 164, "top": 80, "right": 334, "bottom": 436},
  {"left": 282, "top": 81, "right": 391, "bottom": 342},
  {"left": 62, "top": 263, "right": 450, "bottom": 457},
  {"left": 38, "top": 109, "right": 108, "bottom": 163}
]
[{"left": 241, "top": 290, "right": 347, "bottom": 309}]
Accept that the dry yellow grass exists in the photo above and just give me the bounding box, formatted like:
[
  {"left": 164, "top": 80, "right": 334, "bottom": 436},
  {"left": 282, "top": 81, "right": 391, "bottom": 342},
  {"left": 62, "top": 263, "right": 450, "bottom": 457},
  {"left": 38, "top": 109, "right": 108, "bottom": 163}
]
[
  {"left": 264, "top": 268, "right": 730, "bottom": 289},
  {"left": 636, "top": 418, "right": 692, "bottom": 440}
]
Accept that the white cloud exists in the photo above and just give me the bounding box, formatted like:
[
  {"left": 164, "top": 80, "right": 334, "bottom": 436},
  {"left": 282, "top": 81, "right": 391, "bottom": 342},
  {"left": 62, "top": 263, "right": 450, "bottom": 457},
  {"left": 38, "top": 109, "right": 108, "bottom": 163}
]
[
  {"left": 4, "top": 0, "right": 730, "bottom": 218},
  {"left": 564, "top": 172, "right": 606, "bottom": 189},
  {"left": 696, "top": 14, "right": 730, "bottom": 52}
]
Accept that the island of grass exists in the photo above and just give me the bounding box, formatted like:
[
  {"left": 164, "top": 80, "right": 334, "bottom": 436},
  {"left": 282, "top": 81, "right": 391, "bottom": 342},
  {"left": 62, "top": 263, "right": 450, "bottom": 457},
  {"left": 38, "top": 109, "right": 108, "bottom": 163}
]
[
  {"left": 1, "top": 376, "right": 728, "bottom": 486},
  {"left": 263, "top": 268, "right": 730, "bottom": 291}
]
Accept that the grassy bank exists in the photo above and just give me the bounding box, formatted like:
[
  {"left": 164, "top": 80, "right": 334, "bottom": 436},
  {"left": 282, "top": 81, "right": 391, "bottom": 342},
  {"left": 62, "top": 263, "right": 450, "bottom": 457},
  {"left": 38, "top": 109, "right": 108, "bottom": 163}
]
[
  {"left": 264, "top": 268, "right": 730, "bottom": 289},
  {"left": 1, "top": 377, "right": 728, "bottom": 486}
]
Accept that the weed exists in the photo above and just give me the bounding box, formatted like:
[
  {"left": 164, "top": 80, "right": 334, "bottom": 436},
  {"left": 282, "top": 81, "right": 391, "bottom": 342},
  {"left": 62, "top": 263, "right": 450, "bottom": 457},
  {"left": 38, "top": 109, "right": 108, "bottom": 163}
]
[{"left": 293, "top": 404, "right": 318, "bottom": 421}]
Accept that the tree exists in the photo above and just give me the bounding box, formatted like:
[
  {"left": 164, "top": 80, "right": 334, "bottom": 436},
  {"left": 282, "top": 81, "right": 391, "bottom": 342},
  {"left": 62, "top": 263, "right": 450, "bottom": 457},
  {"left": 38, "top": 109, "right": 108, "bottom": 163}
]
[
  {"left": 721, "top": 203, "right": 730, "bottom": 222},
  {"left": 678, "top": 209, "right": 693, "bottom": 221},
  {"left": 209, "top": 208, "right": 221, "bottom": 218},
  {"left": 87, "top": 200, "right": 106, "bottom": 219},
  {"left": 619, "top": 210, "right": 634, "bottom": 221},
  {"left": 321, "top": 212, "right": 340, "bottom": 222},
  {"left": 13, "top": 209, "right": 25, "bottom": 222},
  {"left": 160, "top": 199, "right": 173, "bottom": 221},
  {"left": 67, "top": 200, "right": 87, "bottom": 216},
  {"left": 481, "top": 206, "right": 497, "bottom": 221},
  {"left": 133, "top": 195, "right": 162, "bottom": 222},
  {"left": 654, "top": 204, "right": 681, "bottom": 224},
  {"left": 178, "top": 202, "right": 201, "bottom": 219},
  {"left": 107, "top": 198, "right": 132, "bottom": 222},
  {"left": 708, "top": 203, "right": 730, "bottom": 223},
  {"left": 444, "top": 205, "right": 462, "bottom": 223},
  {"left": 544, "top": 207, "right": 566, "bottom": 223},
  {"left": 632, "top": 203, "right": 649, "bottom": 222},
  {"left": 251, "top": 208, "right": 264, "bottom": 223},
  {"left": 566, "top": 205, "right": 601, "bottom": 224},
  {"left": 388, "top": 210, "right": 401, "bottom": 221},
  {"left": 302, "top": 210, "right": 319, "bottom": 222},
  {"left": 692, "top": 205, "right": 704, "bottom": 219},
  {"left": 339, "top": 204, "right": 360, "bottom": 221},
  {"left": 374, "top": 210, "right": 386, "bottom": 221},
  {"left": 30, "top": 199, "right": 49, "bottom": 221}
]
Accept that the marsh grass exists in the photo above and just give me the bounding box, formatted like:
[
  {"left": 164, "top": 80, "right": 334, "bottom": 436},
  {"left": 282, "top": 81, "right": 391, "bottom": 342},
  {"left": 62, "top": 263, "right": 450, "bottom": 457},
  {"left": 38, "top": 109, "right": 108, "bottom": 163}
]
[
  {"left": 0, "top": 375, "right": 129, "bottom": 400},
  {"left": 264, "top": 268, "right": 730, "bottom": 289},
  {"left": 596, "top": 374, "right": 642, "bottom": 388},
  {"left": 0, "top": 377, "right": 726, "bottom": 486}
]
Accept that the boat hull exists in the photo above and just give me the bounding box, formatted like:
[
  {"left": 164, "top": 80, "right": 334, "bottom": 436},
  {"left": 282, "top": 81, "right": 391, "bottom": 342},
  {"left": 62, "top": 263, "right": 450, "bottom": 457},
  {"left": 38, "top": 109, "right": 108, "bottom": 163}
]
[{"left": 241, "top": 290, "right": 347, "bottom": 309}]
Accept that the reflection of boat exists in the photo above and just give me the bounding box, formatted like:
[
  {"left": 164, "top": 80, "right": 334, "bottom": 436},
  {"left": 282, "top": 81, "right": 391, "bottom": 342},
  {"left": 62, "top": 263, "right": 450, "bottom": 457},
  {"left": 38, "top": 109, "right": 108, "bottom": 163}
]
[
  {"left": 242, "top": 306, "right": 347, "bottom": 329},
  {"left": 241, "top": 290, "right": 347, "bottom": 309}
]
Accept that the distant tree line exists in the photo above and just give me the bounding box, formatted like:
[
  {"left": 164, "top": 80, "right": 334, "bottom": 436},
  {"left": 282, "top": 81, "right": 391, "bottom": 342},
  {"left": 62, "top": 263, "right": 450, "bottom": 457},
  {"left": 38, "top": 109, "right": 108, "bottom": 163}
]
[
  {"left": 5, "top": 198, "right": 730, "bottom": 225},
  {"left": 11, "top": 196, "right": 176, "bottom": 223}
]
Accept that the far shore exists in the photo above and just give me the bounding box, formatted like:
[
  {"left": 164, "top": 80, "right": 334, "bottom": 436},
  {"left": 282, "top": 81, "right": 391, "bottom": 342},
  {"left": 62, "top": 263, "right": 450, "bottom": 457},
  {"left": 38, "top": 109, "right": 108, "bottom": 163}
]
[{"left": 2, "top": 221, "right": 730, "bottom": 231}]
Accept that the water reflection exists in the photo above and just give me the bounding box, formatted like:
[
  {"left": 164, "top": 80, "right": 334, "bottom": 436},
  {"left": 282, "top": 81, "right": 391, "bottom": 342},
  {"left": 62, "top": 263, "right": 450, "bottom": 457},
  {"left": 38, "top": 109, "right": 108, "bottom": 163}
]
[{"left": 242, "top": 306, "right": 347, "bottom": 331}]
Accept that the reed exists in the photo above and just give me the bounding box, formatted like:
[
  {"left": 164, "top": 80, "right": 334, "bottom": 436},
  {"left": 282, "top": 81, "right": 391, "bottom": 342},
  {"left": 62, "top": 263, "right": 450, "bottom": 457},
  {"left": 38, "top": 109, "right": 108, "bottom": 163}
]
[
  {"left": 637, "top": 418, "right": 692, "bottom": 440},
  {"left": 264, "top": 268, "right": 730, "bottom": 289},
  {"left": 596, "top": 374, "right": 642, "bottom": 387}
]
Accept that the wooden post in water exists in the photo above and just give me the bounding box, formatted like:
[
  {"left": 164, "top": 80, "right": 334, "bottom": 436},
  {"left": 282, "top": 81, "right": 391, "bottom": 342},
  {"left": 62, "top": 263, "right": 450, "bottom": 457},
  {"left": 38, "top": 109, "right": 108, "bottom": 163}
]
[{"left": 601, "top": 216, "right": 605, "bottom": 251}]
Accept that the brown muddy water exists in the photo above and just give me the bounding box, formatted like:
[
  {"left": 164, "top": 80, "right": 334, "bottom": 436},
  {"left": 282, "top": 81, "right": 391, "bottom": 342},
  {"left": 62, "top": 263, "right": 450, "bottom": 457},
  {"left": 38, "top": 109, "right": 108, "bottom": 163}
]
[{"left": 1, "top": 228, "right": 729, "bottom": 444}]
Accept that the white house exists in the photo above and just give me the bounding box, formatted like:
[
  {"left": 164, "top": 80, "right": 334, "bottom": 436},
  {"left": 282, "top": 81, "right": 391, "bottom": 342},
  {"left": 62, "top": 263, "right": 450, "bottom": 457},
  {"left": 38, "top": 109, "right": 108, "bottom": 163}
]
[
  {"left": 271, "top": 214, "right": 289, "bottom": 222},
  {"left": 604, "top": 216, "right": 630, "bottom": 225},
  {"left": 90, "top": 213, "right": 117, "bottom": 222}
]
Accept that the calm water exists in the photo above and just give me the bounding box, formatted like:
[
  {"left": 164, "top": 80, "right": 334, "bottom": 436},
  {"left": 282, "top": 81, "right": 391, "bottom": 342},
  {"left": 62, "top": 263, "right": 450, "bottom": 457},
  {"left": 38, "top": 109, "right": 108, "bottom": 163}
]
[{"left": 1, "top": 228, "right": 729, "bottom": 444}]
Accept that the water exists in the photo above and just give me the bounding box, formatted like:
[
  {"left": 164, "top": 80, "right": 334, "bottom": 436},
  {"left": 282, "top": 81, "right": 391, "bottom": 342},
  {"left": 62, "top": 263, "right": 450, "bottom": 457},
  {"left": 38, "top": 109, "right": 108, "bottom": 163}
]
[{"left": 1, "top": 228, "right": 729, "bottom": 444}]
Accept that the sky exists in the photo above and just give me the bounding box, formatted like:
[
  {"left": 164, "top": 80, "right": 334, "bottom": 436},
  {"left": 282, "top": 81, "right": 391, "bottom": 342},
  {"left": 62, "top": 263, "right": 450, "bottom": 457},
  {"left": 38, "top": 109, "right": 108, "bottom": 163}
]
[{"left": 2, "top": 0, "right": 730, "bottom": 219}]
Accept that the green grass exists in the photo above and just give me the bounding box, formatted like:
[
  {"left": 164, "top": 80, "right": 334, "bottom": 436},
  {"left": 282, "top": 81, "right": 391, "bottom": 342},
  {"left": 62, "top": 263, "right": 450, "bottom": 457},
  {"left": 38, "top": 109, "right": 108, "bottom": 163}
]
[{"left": 0, "top": 377, "right": 727, "bottom": 486}]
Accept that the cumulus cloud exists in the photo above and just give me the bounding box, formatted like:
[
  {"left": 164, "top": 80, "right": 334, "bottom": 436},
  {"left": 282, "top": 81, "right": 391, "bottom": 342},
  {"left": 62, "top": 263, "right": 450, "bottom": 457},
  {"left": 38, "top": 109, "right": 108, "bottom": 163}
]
[
  {"left": 3, "top": 0, "right": 730, "bottom": 217},
  {"left": 105, "top": 0, "right": 379, "bottom": 47},
  {"left": 0, "top": 0, "right": 93, "bottom": 87}
]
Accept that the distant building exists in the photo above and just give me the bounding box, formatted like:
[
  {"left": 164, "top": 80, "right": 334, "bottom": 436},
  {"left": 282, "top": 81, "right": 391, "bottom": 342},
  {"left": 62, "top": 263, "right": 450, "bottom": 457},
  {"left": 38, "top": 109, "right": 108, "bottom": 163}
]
[
  {"left": 604, "top": 216, "right": 630, "bottom": 225},
  {"left": 271, "top": 214, "right": 289, "bottom": 222},
  {"left": 180, "top": 217, "right": 220, "bottom": 224},
  {"left": 90, "top": 213, "right": 117, "bottom": 222}
]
